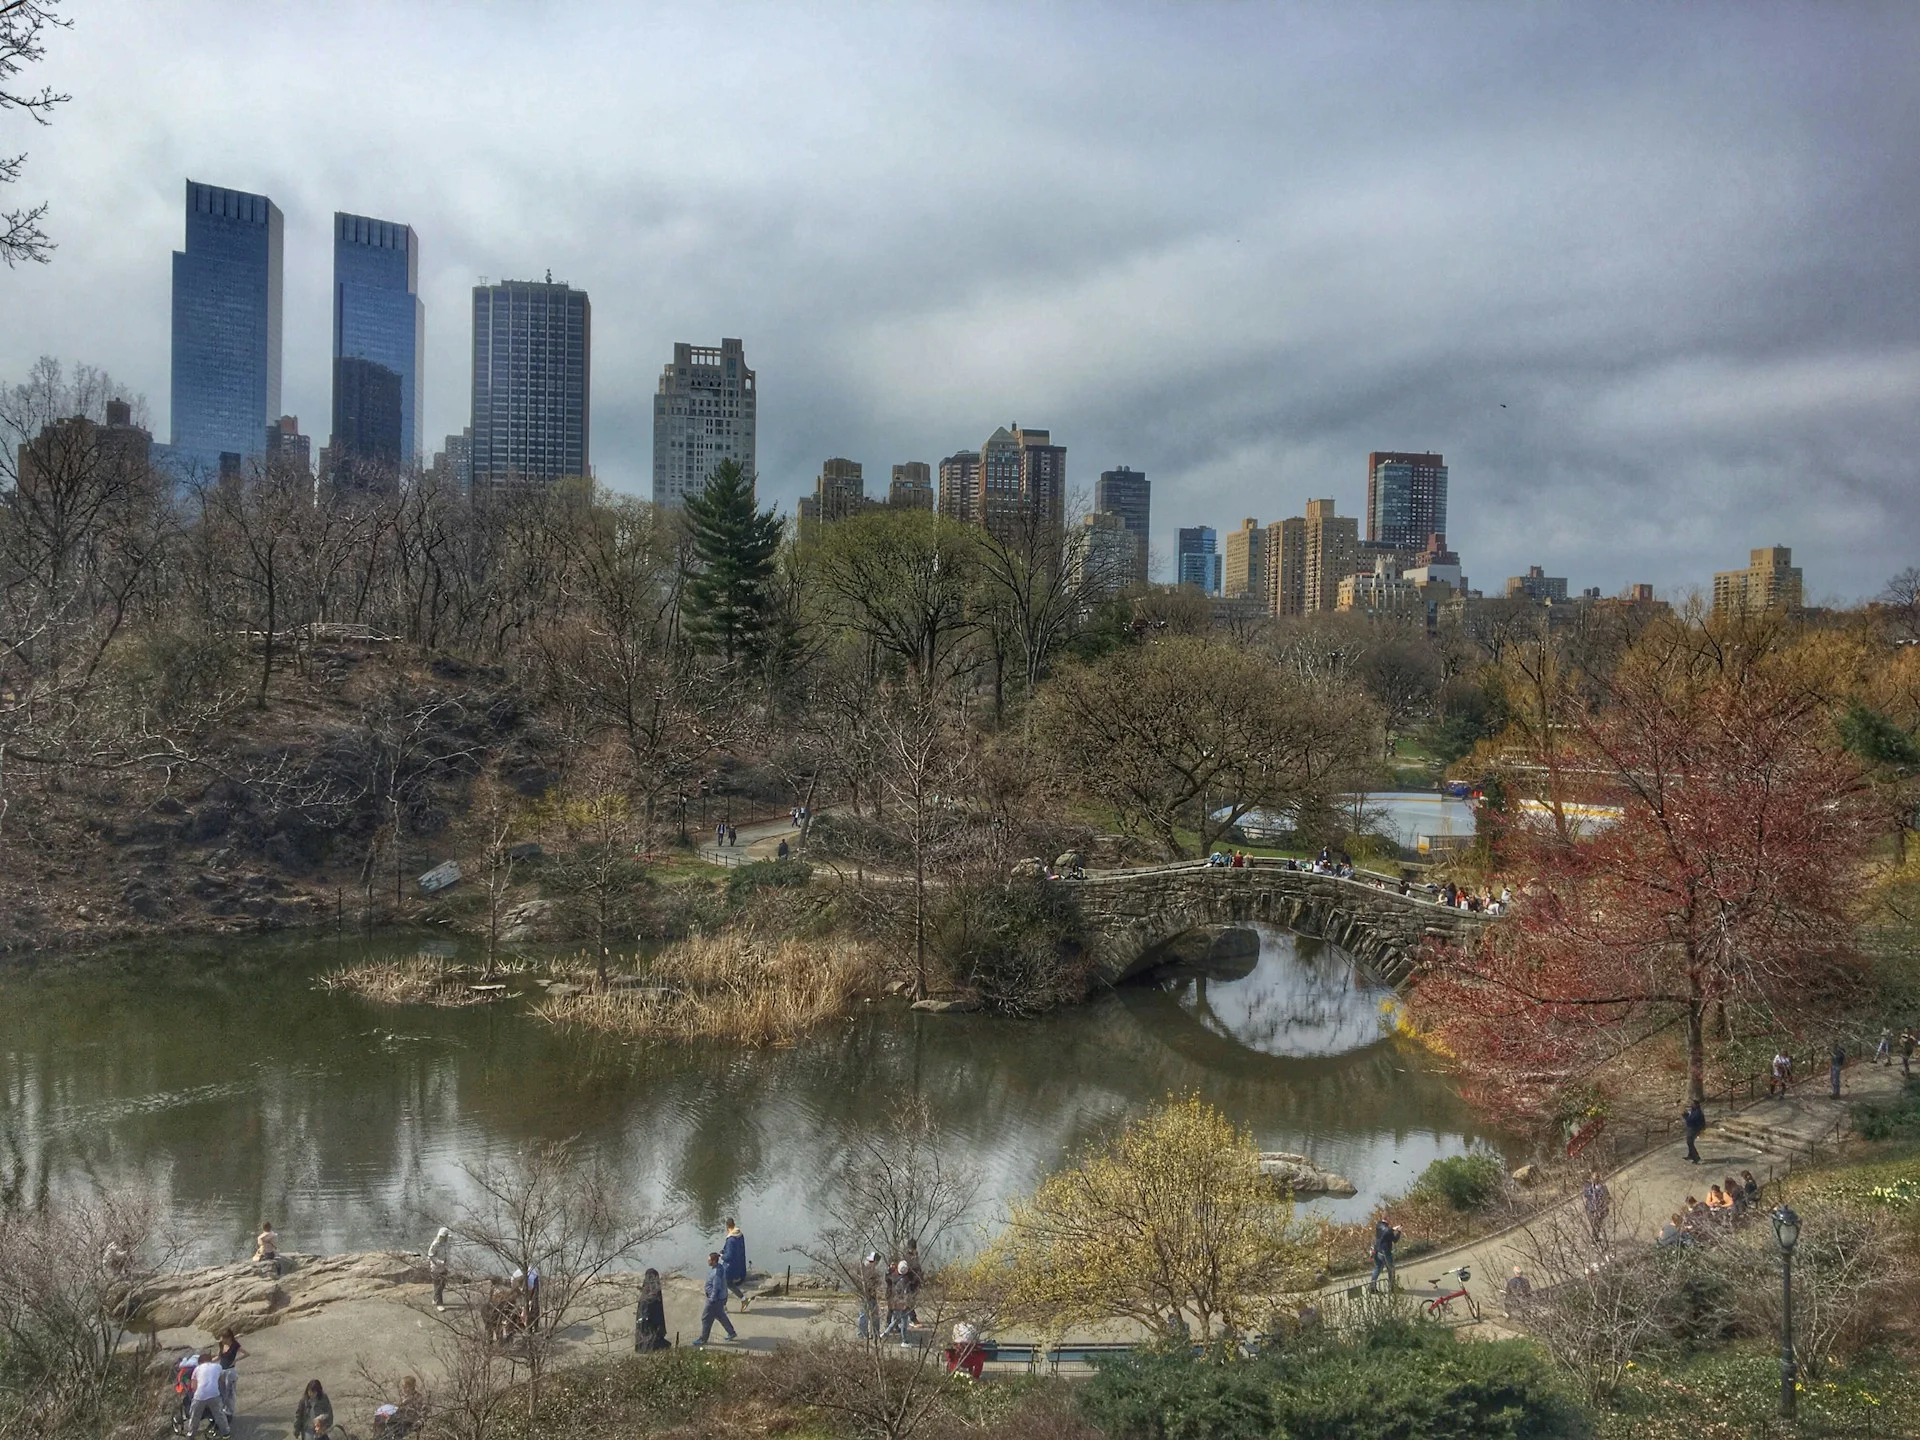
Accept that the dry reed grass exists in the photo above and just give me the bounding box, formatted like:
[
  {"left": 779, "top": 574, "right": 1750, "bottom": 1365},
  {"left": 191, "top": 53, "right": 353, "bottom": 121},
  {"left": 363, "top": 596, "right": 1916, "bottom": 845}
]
[
  {"left": 535, "top": 931, "right": 886, "bottom": 1046},
  {"left": 315, "top": 955, "right": 501, "bottom": 1007}
]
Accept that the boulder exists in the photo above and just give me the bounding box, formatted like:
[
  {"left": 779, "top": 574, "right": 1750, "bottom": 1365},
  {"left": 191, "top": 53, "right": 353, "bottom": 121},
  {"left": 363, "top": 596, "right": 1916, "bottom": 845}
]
[
  {"left": 1511, "top": 1164, "right": 1541, "bottom": 1187},
  {"left": 1256, "top": 1152, "right": 1359, "bottom": 1197},
  {"left": 134, "top": 1251, "right": 423, "bottom": 1334},
  {"left": 499, "top": 899, "right": 561, "bottom": 943},
  {"left": 910, "top": 996, "right": 983, "bottom": 1014}
]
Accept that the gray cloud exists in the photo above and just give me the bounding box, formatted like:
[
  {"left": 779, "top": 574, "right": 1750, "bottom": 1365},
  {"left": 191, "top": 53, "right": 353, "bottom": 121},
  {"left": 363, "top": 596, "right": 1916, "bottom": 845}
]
[{"left": 3, "top": 1, "right": 1917, "bottom": 600}]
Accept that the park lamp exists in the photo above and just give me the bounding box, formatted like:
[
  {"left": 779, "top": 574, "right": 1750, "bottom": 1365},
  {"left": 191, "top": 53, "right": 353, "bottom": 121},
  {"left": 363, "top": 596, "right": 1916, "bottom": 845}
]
[{"left": 1771, "top": 1204, "right": 1800, "bottom": 1255}]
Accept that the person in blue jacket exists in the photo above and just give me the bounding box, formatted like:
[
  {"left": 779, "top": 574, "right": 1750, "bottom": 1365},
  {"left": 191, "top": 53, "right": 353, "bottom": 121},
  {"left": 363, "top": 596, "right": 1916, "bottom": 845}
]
[
  {"left": 721, "top": 1218, "right": 750, "bottom": 1308},
  {"left": 695, "top": 1251, "right": 737, "bottom": 1343}
]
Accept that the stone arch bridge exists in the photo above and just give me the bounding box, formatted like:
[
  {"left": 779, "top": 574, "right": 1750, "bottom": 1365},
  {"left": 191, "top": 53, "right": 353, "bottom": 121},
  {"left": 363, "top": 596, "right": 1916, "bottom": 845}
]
[{"left": 1067, "top": 861, "right": 1491, "bottom": 987}]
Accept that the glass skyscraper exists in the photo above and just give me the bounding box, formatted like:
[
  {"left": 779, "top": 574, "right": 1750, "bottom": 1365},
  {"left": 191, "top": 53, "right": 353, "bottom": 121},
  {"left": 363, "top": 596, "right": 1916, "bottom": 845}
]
[
  {"left": 470, "top": 279, "right": 591, "bottom": 496},
  {"left": 1177, "top": 525, "right": 1220, "bottom": 593},
  {"left": 170, "top": 180, "right": 283, "bottom": 469},
  {"left": 332, "top": 212, "right": 424, "bottom": 468}
]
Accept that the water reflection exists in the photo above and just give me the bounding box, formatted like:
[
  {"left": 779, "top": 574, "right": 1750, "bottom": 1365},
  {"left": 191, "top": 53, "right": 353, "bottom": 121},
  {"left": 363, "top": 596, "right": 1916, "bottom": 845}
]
[
  {"left": 0, "top": 930, "right": 1503, "bottom": 1270},
  {"left": 1147, "top": 924, "right": 1399, "bottom": 1057}
]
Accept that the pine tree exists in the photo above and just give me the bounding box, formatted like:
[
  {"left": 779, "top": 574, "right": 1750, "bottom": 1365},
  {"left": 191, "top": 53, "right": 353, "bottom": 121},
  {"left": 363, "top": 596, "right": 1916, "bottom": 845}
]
[{"left": 681, "top": 458, "right": 782, "bottom": 662}]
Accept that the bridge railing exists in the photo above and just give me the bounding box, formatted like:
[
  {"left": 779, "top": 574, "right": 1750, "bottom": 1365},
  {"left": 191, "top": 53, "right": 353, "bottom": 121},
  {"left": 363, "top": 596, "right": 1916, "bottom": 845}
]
[{"left": 1076, "top": 856, "right": 1481, "bottom": 916}]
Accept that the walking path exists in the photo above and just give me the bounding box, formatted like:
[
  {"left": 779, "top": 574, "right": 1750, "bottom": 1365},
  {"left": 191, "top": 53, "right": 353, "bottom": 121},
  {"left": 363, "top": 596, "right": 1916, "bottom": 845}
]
[
  {"left": 695, "top": 811, "right": 807, "bottom": 868},
  {"left": 1353, "top": 1059, "right": 1910, "bottom": 1326}
]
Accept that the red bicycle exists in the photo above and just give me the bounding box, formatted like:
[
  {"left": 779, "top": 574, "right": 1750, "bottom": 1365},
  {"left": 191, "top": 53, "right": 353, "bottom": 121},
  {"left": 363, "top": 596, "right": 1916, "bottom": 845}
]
[{"left": 1422, "top": 1266, "right": 1481, "bottom": 1323}]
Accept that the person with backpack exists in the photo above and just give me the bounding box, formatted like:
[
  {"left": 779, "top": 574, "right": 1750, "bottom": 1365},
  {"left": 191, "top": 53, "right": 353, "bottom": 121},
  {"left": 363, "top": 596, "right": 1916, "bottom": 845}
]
[
  {"left": 1368, "top": 1215, "right": 1401, "bottom": 1293},
  {"left": 1683, "top": 1098, "right": 1706, "bottom": 1163},
  {"left": 721, "top": 1219, "right": 749, "bottom": 1307}
]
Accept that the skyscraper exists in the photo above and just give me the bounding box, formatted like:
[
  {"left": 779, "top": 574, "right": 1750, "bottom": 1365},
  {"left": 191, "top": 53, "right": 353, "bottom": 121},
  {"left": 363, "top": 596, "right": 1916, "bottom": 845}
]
[
  {"left": 652, "top": 339, "right": 756, "bottom": 506},
  {"left": 1267, "top": 517, "right": 1306, "bottom": 616},
  {"left": 937, "top": 451, "right": 979, "bottom": 521},
  {"left": 1302, "top": 498, "right": 1359, "bottom": 613},
  {"left": 1366, "top": 451, "right": 1448, "bottom": 549},
  {"left": 332, "top": 212, "right": 423, "bottom": 471},
  {"left": 170, "top": 180, "right": 283, "bottom": 468},
  {"left": 1222, "top": 517, "right": 1266, "bottom": 604},
  {"left": 971, "top": 424, "right": 1064, "bottom": 544},
  {"left": 1712, "top": 546, "right": 1803, "bottom": 616},
  {"left": 1176, "top": 526, "right": 1220, "bottom": 593},
  {"left": 1095, "top": 466, "right": 1150, "bottom": 585},
  {"left": 798, "top": 457, "right": 865, "bottom": 526},
  {"left": 470, "top": 279, "right": 591, "bottom": 497},
  {"left": 889, "top": 462, "right": 934, "bottom": 510}
]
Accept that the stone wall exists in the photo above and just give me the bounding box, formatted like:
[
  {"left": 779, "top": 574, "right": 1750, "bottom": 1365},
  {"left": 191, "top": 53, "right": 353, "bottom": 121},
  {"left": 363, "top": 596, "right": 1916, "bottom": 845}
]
[{"left": 1069, "top": 864, "right": 1488, "bottom": 986}]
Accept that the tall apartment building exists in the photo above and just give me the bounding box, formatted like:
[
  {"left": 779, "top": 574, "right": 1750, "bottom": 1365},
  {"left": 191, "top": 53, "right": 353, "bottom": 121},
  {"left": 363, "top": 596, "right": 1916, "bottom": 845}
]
[
  {"left": 889, "top": 462, "right": 934, "bottom": 511},
  {"left": 16, "top": 398, "right": 154, "bottom": 501},
  {"left": 265, "top": 415, "right": 311, "bottom": 477},
  {"left": 1506, "top": 565, "right": 1569, "bottom": 603},
  {"left": 1222, "top": 517, "right": 1266, "bottom": 605},
  {"left": 968, "top": 424, "right": 1066, "bottom": 544},
  {"left": 430, "top": 428, "right": 472, "bottom": 493},
  {"left": 1266, "top": 517, "right": 1306, "bottom": 616},
  {"left": 798, "top": 457, "right": 866, "bottom": 528},
  {"left": 469, "top": 279, "right": 590, "bottom": 497},
  {"left": 1713, "top": 546, "right": 1803, "bottom": 616},
  {"left": 1302, "top": 499, "right": 1358, "bottom": 613},
  {"left": 1366, "top": 451, "right": 1448, "bottom": 549},
  {"left": 1070, "top": 511, "right": 1136, "bottom": 598},
  {"left": 651, "top": 338, "right": 754, "bottom": 507},
  {"left": 170, "top": 180, "right": 283, "bottom": 470},
  {"left": 937, "top": 451, "right": 978, "bottom": 521},
  {"left": 331, "top": 213, "right": 423, "bottom": 480},
  {"left": 1176, "top": 526, "right": 1220, "bottom": 593},
  {"left": 1095, "top": 466, "right": 1150, "bottom": 586}
]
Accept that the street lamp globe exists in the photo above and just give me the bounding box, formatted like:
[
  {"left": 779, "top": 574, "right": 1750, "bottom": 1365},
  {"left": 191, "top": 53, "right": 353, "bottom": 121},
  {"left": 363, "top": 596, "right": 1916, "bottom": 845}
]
[{"left": 1772, "top": 1204, "right": 1800, "bottom": 1255}]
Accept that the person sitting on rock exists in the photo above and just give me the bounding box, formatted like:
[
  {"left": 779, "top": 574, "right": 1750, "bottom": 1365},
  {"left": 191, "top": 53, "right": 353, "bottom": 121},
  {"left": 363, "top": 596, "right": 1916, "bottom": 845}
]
[{"left": 253, "top": 1219, "right": 279, "bottom": 1273}]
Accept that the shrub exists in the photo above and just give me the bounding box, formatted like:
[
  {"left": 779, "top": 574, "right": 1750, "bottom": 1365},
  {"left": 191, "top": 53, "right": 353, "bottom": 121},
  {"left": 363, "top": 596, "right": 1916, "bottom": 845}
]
[
  {"left": 927, "top": 874, "right": 1090, "bottom": 1015},
  {"left": 1850, "top": 1076, "right": 1920, "bottom": 1142},
  {"left": 1407, "top": 1151, "right": 1507, "bottom": 1212},
  {"left": 1078, "top": 1350, "right": 1275, "bottom": 1440},
  {"left": 1079, "top": 1329, "right": 1592, "bottom": 1440},
  {"left": 725, "top": 858, "right": 811, "bottom": 900}
]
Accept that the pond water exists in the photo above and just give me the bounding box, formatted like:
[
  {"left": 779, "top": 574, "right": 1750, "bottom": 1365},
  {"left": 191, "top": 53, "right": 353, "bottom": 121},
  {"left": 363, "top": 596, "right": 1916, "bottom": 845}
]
[{"left": 0, "top": 925, "right": 1503, "bottom": 1273}]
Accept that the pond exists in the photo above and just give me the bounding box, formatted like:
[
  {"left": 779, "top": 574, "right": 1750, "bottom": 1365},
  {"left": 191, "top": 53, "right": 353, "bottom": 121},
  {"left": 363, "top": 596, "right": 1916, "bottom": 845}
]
[{"left": 0, "top": 924, "right": 1504, "bottom": 1273}]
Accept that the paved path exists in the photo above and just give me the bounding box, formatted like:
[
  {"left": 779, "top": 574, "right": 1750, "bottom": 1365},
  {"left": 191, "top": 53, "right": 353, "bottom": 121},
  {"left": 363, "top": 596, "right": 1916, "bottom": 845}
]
[
  {"left": 1348, "top": 1059, "right": 1909, "bottom": 1327},
  {"left": 695, "top": 811, "right": 806, "bottom": 868}
]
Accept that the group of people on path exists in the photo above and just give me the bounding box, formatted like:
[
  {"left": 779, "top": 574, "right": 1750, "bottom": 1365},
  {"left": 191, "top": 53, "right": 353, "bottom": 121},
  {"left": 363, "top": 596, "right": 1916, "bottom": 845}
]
[
  {"left": 1657, "top": 1171, "right": 1763, "bottom": 1247},
  {"left": 855, "top": 1241, "right": 924, "bottom": 1344}
]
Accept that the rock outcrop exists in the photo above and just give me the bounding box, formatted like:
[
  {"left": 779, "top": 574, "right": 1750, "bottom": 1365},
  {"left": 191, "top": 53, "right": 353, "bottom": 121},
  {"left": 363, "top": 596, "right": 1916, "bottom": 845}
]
[
  {"left": 1257, "top": 1151, "right": 1359, "bottom": 1197},
  {"left": 135, "top": 1251, "right": 424, "bottom": 1334}
]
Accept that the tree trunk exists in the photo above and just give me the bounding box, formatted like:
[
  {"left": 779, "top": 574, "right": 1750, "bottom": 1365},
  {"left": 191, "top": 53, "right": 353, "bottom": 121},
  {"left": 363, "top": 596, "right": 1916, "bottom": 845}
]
[
  {"left": 1685, "top": 988, "right": 1707, "bottom": 1103},
  {"left": 258, "top": 559, "right": 276, "bottom": 709}
]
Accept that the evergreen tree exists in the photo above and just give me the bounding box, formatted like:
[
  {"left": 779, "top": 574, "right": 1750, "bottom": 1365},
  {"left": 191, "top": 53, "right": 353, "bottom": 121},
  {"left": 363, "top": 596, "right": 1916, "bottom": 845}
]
[{"left": 681, "top": 458, "right": 783, "bottom": 662}]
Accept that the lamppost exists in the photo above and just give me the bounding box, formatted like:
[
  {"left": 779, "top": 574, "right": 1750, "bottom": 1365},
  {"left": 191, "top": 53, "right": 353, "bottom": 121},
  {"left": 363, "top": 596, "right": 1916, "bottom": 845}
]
[{"left": 1772, "top": 1203, "right": 1800, "bottom": 1420}]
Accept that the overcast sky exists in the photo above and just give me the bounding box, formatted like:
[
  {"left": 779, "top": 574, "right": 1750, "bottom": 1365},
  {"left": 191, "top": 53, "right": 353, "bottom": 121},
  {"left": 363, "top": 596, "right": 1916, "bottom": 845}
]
[{"left": 4, "top": 1, "right": 1918, "bottom": 599}]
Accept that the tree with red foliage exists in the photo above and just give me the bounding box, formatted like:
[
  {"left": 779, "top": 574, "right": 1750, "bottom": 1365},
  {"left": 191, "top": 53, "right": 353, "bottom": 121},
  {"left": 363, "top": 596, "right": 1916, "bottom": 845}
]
[{"left": 1418, "top": 628, "right": 1873, "bottom": 1119}]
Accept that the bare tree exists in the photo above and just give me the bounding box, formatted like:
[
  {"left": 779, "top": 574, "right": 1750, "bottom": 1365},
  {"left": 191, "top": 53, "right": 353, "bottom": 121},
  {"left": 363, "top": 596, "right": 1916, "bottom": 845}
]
[
  {"left": 1879, "top": 566, "right": 1920, "bottom": 644},
  {"left": 450, "top": 1139, "right": 678, "bottom": 1418},
  {"left": 0, "top": 1, "right": 68, "bottom": 266},
  {"left": 779, "top": 1100, "right": 983, "bottom": 1440},
  {"left": 0, "top": 1183, "right": 179, "bottom": 1433}
]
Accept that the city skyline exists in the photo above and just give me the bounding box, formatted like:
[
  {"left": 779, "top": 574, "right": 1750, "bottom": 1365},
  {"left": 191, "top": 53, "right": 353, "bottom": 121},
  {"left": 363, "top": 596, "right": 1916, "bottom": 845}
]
[{"left": 7, "top": 3, "right": 1920, "bottom": 599}]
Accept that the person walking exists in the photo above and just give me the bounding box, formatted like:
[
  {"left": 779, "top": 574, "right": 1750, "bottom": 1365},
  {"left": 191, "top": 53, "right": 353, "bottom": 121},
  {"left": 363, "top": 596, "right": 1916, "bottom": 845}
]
[
  {"left": 634, "top": 1268, "right": 669, "bottom": 1352},
  {"left": 1830, "top": 1041, "right": 1846, "bottom": 1098},
  {"left": 293, "top": 1378, "right": 333, "bottom": 1438},
  {"left": 426, "top": 1226, "right": 452, "bottom": 1309},
  {"left": 1770, "top": 1050, "right": 1792, "bottom": 1097},
  {"left": 856, "top": 1251, "right": 882, "bottom": 1340},
  {"left": 1582, "top": 1171, "right": 1611, "bottom": 1240},
  {"left": 1903, "top": 1026, "right": 1917, "bottom": 1078},
  {"left": 186, "top": 1349, "right": 230, "bottom": 1437},
  {"left": 1682, "top": 1098, "right": 1706, "bottom": 1163},
  {"left": 694, "top": 1252, "right": 737, "bottom": 1344},
  {"left": 1878, "top": 1029, "right": 1893, "bottom": 1066},
  {"left": 1368, "top": 1215, "right": 1401, "bottom": 1293},
  {"left": 721, "top": 1218, "right": 750, "bottom": 1307}
]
